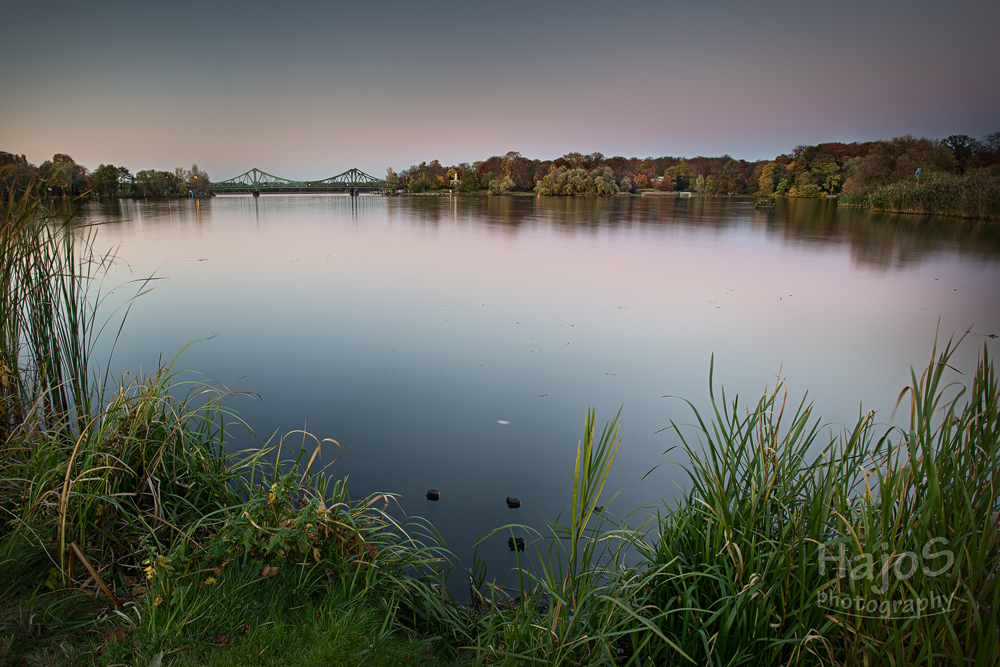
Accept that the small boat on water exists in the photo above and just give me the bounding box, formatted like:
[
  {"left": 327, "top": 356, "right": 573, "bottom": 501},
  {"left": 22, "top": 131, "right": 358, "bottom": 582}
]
[{"left": 755, "top": 199, "right": 775, "bottom": 209}]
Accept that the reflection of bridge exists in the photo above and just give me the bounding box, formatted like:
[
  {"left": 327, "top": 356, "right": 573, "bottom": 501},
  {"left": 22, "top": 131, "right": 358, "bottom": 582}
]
[{"left": 210, "top": 167, "right": 389, "bottom": 196}]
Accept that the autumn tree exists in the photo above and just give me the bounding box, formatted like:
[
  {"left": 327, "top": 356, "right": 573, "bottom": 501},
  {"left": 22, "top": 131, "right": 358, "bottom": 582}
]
[
  {"left": 655, "top": 174, "right": 674, "bottom": 192},
  {"left": 625, "top": 172, "right": 649, "bottom": 190},
  {"left": 841, "top": 135, "right": 954, "bottom": 197},
  {"left": 944, "top": 134, "right": 981, "bottom": 173},
  {"left": 38, "top": 154, "right": 87, "bottom": 196}
]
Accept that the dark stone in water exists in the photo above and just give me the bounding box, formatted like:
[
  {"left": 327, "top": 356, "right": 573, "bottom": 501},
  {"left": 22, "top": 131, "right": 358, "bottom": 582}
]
[
  {"left": 426, "top": 489, "right": 440, "bottom": 501},
  {"left": 594, "top": 505, "right": 605, "bottom": 513},
  {"left": 508, "top": 536, "right": 526, "bottom": 552},
  {"left": 506, "top": 496, "right": 520, "bottom": 508}
]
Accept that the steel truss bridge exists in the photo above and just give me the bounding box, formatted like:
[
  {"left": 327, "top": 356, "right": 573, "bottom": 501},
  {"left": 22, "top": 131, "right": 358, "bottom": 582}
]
[{"left": 209, "top": 167, "right": 388, "bottom": 196}]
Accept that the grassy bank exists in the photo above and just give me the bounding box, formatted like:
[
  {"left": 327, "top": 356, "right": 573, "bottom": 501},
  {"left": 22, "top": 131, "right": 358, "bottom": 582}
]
[
  {"left": 0, "top": 191, "right": 462, "bottom": 665},
  {"left": 840, "top": 169, "right": 1000, "bottom": 221},
  {"left": 2, "top": 189, "right": 997, "bottom": 666}
]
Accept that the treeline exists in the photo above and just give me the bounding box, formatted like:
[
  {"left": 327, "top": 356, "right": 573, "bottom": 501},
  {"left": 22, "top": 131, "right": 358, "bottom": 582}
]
[
  {"left": 0, "top": 152, "right": 212, "bottom": 199},
  {"left": 389, "top": 133, "right": 1000, "bottom": 204}
]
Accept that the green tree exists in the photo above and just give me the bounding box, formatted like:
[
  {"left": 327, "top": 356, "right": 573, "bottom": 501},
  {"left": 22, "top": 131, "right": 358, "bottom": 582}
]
[
  {"left": 459, "top": 170, "right": 480, "bottom": 192},
  {"left": 88, "top": 164, "right": 121, "bottom": 199},
  {"left": 809, "top": 154, "right": 842, "bottom": 193},
  {"left": 186, "top": 164, "right": 211, "bottom": 195},
  {"left": 666, "top": 160, "right": 691, "bottom": 191},
  {"left": 0, "top": 152, "right": 37, "bottom": 197},
  {"left": 488, "top": 175, "right": 514, "bottom": 195},
  {"left": 135, "top": 170, "right": 176, "bottom": 198},
  {"left": 591, "top": 166, "right": 619, "bottom": 195}
]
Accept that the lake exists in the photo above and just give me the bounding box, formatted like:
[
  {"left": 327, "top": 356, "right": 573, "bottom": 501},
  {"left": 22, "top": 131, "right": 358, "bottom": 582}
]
[{"left": 79, "top": 194, "right": 1000, "bottom": 587}]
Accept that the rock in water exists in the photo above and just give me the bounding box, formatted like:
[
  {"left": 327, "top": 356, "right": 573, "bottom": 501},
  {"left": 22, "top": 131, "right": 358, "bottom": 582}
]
[
  {"left": 508, "top": 536, "right": 526, "bottom": 552},
  {"left": 426, "top": 489, "right": 440, "bottom": 501},
  {"left": 506, "top": 496, "right": 520, "bottom": 508}
]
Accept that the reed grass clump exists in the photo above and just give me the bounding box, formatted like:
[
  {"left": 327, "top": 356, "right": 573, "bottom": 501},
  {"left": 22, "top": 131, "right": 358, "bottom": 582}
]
[
  {"left": 842, "top": 169, "right": 1000, "bottom": 220},
  {"left": 463, "top": 338, "right": 998, "bottom": 666},
  {"left": 639, "top": 339, "right": 999, "bottom": 666}
]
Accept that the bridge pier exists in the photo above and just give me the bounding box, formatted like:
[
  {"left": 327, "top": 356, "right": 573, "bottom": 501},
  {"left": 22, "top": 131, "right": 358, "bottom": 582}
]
[
  {"left": 253, "top": 190, "right": 260, "bottom": 198},
  {"left": 350, "top": 188, "right": 359, "bottom": 197}
]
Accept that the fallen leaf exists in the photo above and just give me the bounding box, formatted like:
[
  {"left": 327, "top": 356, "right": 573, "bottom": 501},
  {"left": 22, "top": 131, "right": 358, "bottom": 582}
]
[
  {"left": 216, "top": 634, "right": 229, "bottom": 646},
  {"left": 261, "top": 565, "right": 279, "bottom": 578}
]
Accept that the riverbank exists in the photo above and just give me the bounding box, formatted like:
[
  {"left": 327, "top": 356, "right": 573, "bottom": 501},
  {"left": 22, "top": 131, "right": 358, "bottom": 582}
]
[{"left": 2, "top": 192, "right": 998, "bottom": 666}]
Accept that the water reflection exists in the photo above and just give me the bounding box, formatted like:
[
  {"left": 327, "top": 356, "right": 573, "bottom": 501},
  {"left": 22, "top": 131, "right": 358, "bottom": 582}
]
[
  {"left": 75, "top": 194, "right": 1000, "bottom": 597},
  {"left": 81, "top": 195, "right": 1000, "bottom": 272},
  {"left": 311, "top": 195, "right": 1000, "bottom": 271}
]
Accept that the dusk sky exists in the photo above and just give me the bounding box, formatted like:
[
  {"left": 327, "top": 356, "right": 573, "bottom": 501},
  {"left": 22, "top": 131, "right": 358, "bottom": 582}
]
[{"left": 2, "top": 0, "right": 998, "bottom": 181}]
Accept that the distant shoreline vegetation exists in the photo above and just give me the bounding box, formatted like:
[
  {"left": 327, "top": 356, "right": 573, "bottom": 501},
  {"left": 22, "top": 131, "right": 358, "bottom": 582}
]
[
  {"left": 388, "top": 134, "right": 1000, "bottom": 220},
  {"left": 3, "top": 132, "right": 999, "bottom": 219},
  {"left": 0, "top": 153, "right": 212, "bottom": 200}
]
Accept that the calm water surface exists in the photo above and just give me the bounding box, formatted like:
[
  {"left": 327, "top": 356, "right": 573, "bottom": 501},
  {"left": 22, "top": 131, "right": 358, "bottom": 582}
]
[{"left": 80, "top": 195, "right": 1000, "bottom": 585}]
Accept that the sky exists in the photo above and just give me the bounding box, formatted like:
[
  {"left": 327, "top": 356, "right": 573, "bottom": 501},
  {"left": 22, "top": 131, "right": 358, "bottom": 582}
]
[{"left": 2, "top": 0, "right": 998, "bottom": 181}]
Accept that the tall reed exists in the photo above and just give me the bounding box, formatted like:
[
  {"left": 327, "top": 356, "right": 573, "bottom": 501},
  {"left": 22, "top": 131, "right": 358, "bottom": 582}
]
[
  {"left": 460, "top": 408, "right": 678, "bottom": 666},
  {"left": 844, "top": 170, "right": 1000, "bottom": 220},
  {"left": 643, "top": 338, "right": 999, "bottom": 665}
]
